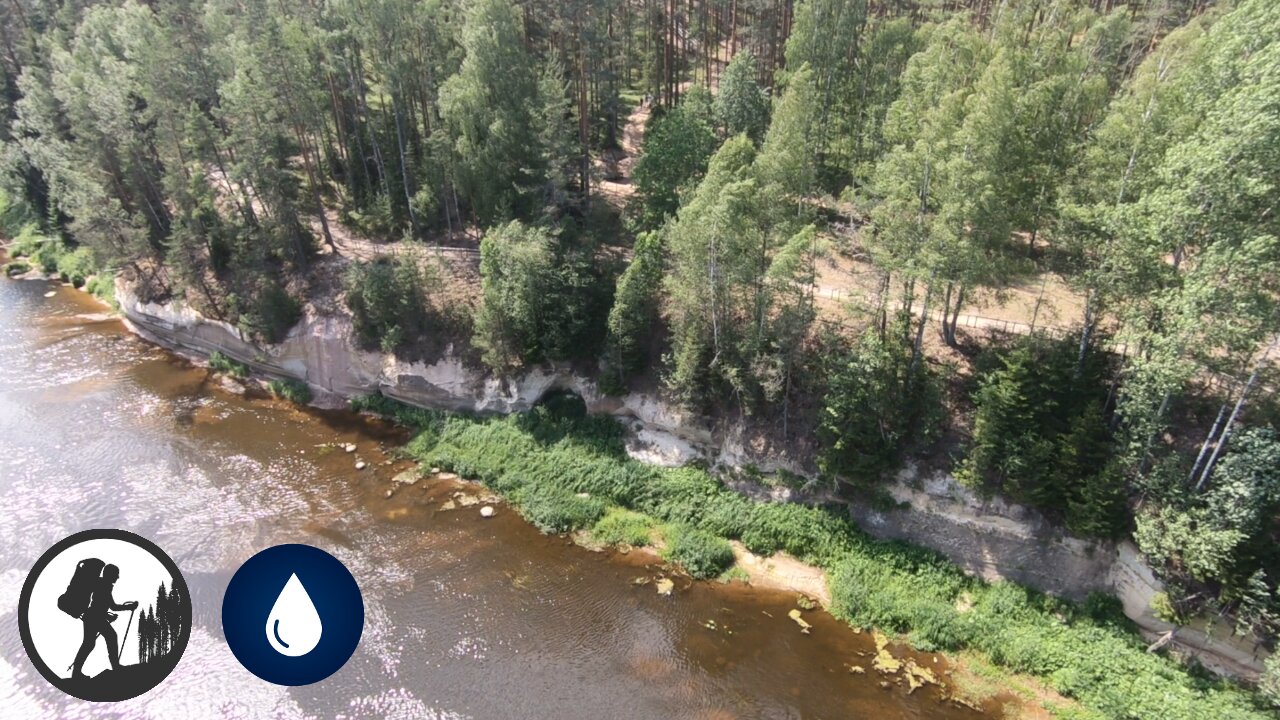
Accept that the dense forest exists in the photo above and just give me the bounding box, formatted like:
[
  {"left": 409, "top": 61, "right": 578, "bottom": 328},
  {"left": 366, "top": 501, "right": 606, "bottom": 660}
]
[{"left": 2, "top": 0, "right": 1279, "bottom": 713}]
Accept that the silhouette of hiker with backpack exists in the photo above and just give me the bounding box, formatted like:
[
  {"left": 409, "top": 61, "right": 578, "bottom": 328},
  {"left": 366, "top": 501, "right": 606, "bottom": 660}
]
[{"left": 59, "top": 560, "right": 137, "bottom": 680}]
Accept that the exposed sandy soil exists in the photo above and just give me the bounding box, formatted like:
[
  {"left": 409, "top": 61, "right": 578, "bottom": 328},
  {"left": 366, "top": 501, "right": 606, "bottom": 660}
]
[{"left": 730, "top": 541, "right": 831, "bottom": 607}]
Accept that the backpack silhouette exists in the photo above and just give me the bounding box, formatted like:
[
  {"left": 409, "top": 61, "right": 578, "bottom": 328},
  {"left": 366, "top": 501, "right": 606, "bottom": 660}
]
[{"left": 57, "top": 558, "right": 105, "bottom": 619}]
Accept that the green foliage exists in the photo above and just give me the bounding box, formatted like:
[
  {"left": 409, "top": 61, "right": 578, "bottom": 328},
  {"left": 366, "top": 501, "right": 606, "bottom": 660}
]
[
  {"left": 755, "top": 63, "right": 820, "bottom": 200},
  {"left": 632, "top": 95, "right": 718, "bottom": 228},
  {"left": 959, "top": 335, "right": 1125, "bottom": 536},
  {"left": 1136, "top": 427, "right": 1280, "bottom": 633},
  {"left": 511, "top": 484, "right": 607, "bottom": 534},
  {"left": 10, "top": 224, "right": 65, "bottom": 274},
  {"left": 6, "top": 223, "right": 47, "bottom": 260},
  {"left": 385, "top": 398, "right": 1270, "bottom": 719},
  {"left": 818, "top": 329, "right": 940, "bottom": 482},
  {"left": 1135, "top": 505, "right": 1248, "bottom": 586},
  {"left": 0, "top": 189, "right": 39, "bottom": 238},
  {"left": 208, "top": 351, "right": 248, "bottom": 379},
  {"left": 602, "top": 231, "right": 663, "bottom": 390},
  {"left": 85, "top": 271, "right": 115, "bottom": 304},
  {"left": 4, "top": 261, "right": 30, "bottom": 276},
  {"left": 474, "top": 221, "right": 555, "bottom": 370},
  {"left": 55, "top": 246, "right": 95, "bottom": 287},
  {"left": 1261, "top": 653, "right": 1280, "bottom": 710},
  {"left": 474, "top": 220, "right": 611, "bottom": 371},
  {"left": 438, "top": 0, "right": 549, "bottom": 225},
  {"left": 343, "top": 257, "right": 435, "bottom": 353},
  {"left": 267, "top": 377, "right": 312, "bottom": 405},
  {"left": 236, "top": 284, "right": 301, "bottom": 345},
  {"left": 1149, "top": 592, "right": 1186, "bottom": 626},
  {"left": 713, "top": 52, "right": 769, "bottom": 142},
  {"left": 662, "top": 134, "right": 761, "bottom": 407},
  {"left": 661, "top": 524, "right": 735, "bottom": 579},
  {"left": 351, "top": 394, "right": 448, "bottom": 441},
  {"left": 591, "top": 508, "right": 655, "bottom": 546}
]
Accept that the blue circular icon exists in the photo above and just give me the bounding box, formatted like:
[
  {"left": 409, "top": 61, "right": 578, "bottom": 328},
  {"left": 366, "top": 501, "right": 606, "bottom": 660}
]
[{"left": 221, "top": 544, "right": 363, "bottom": 686}]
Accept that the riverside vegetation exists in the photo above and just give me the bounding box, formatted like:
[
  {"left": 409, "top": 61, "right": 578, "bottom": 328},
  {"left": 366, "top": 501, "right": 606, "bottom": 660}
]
[
  {"left": 355, "top": 392, "right": 1268, "bottom": 720},
  {"left": 3, "top": 0, "right": 1280, "bottom": 716}
]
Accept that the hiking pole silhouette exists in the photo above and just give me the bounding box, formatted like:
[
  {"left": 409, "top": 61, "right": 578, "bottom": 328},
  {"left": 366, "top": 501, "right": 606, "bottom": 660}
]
[{"left": 121, "top": 607, "right": 136, "bottom": 656}]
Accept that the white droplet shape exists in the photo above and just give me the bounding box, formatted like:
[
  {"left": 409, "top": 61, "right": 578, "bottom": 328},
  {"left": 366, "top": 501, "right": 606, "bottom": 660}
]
[{"left": 265, "top": 574, "right": 323, "bottom": 657}]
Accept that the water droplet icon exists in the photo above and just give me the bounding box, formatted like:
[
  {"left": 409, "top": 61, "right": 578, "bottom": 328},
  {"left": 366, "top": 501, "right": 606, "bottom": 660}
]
[{"left": 266, "top": 574, "right": 323, "bottom": 657}]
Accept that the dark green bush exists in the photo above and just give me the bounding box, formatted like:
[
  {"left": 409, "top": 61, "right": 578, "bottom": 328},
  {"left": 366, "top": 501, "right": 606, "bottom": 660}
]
[
  {"left": 661, "top": 524, "right": 735, "bottom": 579},
  {"left": 958, "top": 335, "right": 1124, "bottom": 537},
  {"left": 85, "top": 271, "right": 115, "bottom": 304},
  {"left": 236, "top": 283, "right": 301, "bottom": 344},
  {"left": 208, "top": 351, "right": 248, "bottom": 378},
  {"left": 474, "top": 220, "right": 613, "bottom": 371},
  {"left": 343, "top": 257, "right": 434, "bottom": 353},
  {"left": 267, "top": 378, "right": 312, "bottom": 405},
  {"left": 352, "top": 394, "right": 447, "bottom": 432},
  {"left": 817, "top": 329, "right": 941, "bottom": 483}
]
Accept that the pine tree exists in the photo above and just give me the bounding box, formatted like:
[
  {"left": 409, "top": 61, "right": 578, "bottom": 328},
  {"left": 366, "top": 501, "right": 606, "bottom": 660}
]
[
  {"left": 439, "top": 0, "right": 547, "bottom": 226},
  {"left": 713, "top": 51, "right": 768, "bottom": 143}
]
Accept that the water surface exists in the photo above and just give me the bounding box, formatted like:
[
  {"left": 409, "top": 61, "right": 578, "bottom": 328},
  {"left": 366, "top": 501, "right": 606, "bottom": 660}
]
[{"left": 0, "top": 275, "right": 995, "bottom": 719}]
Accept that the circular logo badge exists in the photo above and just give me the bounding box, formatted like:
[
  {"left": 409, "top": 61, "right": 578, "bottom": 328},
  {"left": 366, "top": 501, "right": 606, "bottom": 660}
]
[
  {"left": 17, "top": 529, "right": 192, "bottom": 702},
  {"left": 221, "top": 544, "right": 363, "bottom": 685}
]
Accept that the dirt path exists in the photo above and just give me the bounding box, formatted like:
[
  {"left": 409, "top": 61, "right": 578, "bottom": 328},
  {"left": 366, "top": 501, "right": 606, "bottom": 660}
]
[{"left": 597, "top": 98, "right": 652, "bottom": 208}]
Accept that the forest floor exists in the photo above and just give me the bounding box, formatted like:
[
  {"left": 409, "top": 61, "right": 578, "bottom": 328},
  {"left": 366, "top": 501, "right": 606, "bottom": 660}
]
[{"left": 811, "top": 239, "right": 1089, "bottom": 342}]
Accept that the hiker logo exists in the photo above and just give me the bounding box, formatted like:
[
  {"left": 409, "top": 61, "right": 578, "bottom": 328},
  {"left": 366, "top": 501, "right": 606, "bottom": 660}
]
[
  {"left": 222, "top": 543, "right": 363, "bottom": 686},
  {"left": 17, "top": 529, "right": 192, "bottom": 702}
]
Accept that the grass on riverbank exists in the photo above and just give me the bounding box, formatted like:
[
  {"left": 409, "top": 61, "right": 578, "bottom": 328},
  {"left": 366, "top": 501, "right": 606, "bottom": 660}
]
[
  {"left": 351, "top": 393, "right": 1271, "bottom": 720},
  {"left": 208, "top": 351, "right": 248, "bottom": 379},
  {"left": 267, "top": 377, "right": 312, "bottom": 405}
]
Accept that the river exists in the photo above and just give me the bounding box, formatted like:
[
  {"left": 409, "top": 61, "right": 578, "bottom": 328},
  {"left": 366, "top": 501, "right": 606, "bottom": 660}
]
[{"left": 0, "top": 274, "right": 997, "bottom": 719}]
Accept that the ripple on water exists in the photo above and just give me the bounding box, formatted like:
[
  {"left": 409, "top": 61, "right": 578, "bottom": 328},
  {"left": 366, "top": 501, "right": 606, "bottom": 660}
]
[{"left": 340, "top": 687, "right": 470, "bottom": 720}]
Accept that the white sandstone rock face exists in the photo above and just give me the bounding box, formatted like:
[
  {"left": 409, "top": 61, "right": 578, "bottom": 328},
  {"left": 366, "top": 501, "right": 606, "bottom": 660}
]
[{"left": 113, "top": 278, "right": 1265, "bottom": 679}]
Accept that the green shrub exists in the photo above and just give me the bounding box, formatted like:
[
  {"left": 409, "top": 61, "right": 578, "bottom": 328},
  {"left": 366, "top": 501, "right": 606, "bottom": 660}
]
[
  {"left": 591, "top": 508, "right": 655, "bottom": 546},
  {"left": 817, "top": 329, "right": 941, "bottom": 483},
  {"left": 343, "top": 257, "right": 434, "bottom": 353},
  {"left": 474, "top": 220, "right": 613, "bottom": 371},
  {"left": 602, "top": 230, "right": 662, "bottom": 387},
  {"left": 4, "top": 261, "right": 30, "bottom": 276},
  {"left": 238, "top": 284, "right": 301, "bottom": 344},
  {"left": 511, "top": 484, "right": 607, "bottom": 534},
  {"left": 0, "top": 189, "right": 39, "bottom": 237},
  {"left": 351, "top": 394, "right": 447, "bottom": 432},
  {"left": 958, "top": 335, "right": 1125, "bottom": 537},
  {"left": 208, "top": 351, "right": 248, "bottom": 378},
  {"left": 56, "top": 246, "right": 95, "bottom": 287},
  {"left": 661, "top": 524, "right": 734, "bottom": 579},
  {"left": 85, "top": 272, "right": 115, "bottom": 304},
  {"left": 1261, "top": 653, "right": 1280, "bottom": 710},
  {"left": 267, "top": 378, "right": 312, "bottom": 405}
]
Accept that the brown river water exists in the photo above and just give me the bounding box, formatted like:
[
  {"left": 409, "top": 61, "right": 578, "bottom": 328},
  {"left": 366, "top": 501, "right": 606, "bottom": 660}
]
[{"left": 0, "top": 274, "right": 997, "bottom": 719}]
